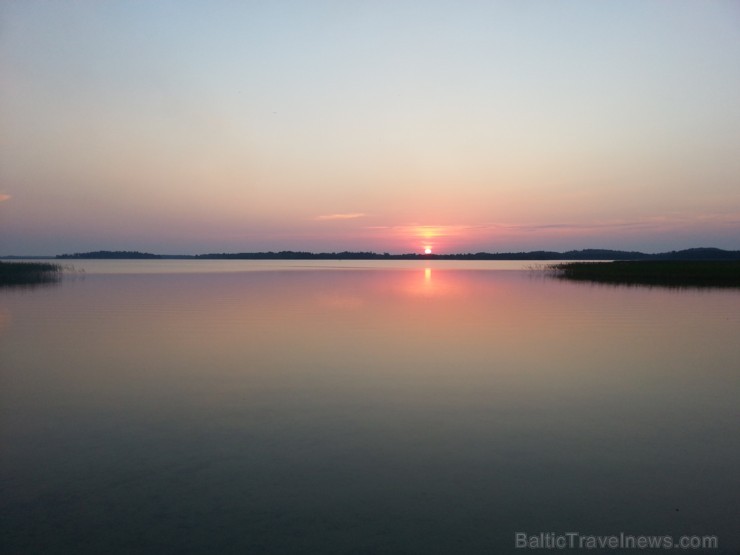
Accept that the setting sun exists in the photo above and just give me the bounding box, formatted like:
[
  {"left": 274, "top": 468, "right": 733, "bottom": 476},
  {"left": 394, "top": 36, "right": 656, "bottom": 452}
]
[{"left": 424, "top": 247, "right": 432, "bottom": 254}]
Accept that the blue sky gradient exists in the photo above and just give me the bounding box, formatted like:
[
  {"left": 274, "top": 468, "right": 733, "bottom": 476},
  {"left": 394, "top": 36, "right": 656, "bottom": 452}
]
[{"left": 1, "top": 1, "right": 739, "bottom": 254}]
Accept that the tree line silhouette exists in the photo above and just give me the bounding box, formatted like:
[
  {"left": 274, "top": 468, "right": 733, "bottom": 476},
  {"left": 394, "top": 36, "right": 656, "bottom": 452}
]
[{"left": 56, "top": 247, "right": 740, "bottom": 260}]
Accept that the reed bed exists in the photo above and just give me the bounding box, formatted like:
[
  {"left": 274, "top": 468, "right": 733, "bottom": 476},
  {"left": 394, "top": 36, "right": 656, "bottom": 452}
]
[
  {"left": 550, "top": 260, "right": 740, "bottom": 287},
  {"left": 0, "top": 261, "right": 64, "bottom": 286}
]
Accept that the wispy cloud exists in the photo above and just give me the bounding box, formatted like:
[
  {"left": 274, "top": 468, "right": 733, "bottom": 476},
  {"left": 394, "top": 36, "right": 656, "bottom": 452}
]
[
  {"left": 504, "top": 213, "right": 740, "bottom": 233},
  {"left": 316, "top": 213, "right": 365, "bottom": 221},
  {"left": 0, "top": 193, "right": 11, "bottom": 202},
  {"left": 363, "top": 213, "right": 740, "bottom": 238}
]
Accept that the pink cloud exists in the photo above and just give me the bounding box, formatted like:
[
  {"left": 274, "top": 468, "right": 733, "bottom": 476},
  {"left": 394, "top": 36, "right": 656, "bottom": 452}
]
[{"left": 315, "top": 213, "right": 365, "bottom": 221}]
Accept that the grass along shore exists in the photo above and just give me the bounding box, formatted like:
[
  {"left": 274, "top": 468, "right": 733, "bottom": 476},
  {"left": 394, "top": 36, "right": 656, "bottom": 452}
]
[
  {"left": 0, "top": 261, "right": 64, "bottom": 285},
  {"left": 550, "top": 260, "right": 740, "bottom": 287}
]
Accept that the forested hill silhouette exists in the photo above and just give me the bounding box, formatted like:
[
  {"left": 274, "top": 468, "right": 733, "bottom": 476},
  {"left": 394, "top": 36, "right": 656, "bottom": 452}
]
[
  {"left": 57, "top": 251, "right": 161, "bottom": 259},
  {"left": 56, "top": 248, "right": 740, "bottom": 260}
]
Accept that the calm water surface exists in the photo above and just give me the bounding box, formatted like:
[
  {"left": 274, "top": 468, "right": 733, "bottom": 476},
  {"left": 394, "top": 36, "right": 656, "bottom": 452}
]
[{"left": 1, "top": 262, "right": 738, "bottom": 554}]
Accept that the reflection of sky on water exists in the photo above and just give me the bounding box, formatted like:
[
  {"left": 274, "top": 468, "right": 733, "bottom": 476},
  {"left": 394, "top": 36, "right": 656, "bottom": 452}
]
[
  {"left": 0, "top": 308, "right": 10, "bottom": 337},
  {"left": 1, "top": 268, "right": 739, "bottom": 554}
]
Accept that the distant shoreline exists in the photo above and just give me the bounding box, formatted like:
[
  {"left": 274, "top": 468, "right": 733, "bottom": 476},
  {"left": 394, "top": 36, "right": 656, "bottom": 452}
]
[{"left": 36, "top": 247, "right": 740, "bottom": 261}]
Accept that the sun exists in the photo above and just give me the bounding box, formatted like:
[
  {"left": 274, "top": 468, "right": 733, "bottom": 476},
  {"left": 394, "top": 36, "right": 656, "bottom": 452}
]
[{"left": 424, "top": 247, "right": 432, "bottom": 254}]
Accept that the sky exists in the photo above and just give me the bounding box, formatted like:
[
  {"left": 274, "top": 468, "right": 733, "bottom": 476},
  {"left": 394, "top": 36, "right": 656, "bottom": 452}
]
[{"left": 1, "top": 0, "right": 739, "bottom": 255}]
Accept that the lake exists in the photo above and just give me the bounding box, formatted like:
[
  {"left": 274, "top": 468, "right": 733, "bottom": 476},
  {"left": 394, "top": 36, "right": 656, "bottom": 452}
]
[{"left": 1, "top": 261, "right": 738, "bottom": 554}]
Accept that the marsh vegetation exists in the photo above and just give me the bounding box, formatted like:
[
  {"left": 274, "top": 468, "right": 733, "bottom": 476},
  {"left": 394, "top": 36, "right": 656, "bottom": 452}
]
[
  {"left": 550, "top": 260, "right": 740, "bottom": 287},
  {"left": 0, "top": 261, "right": 63, "bottom": 286}
]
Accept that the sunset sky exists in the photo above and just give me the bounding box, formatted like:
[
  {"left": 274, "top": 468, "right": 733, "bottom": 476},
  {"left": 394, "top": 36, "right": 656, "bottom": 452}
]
[{"left": 1, "top": 1, "right": 739, "bottom": 255}]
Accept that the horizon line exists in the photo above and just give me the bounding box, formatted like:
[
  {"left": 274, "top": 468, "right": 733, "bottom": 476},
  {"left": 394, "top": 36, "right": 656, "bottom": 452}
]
[{"left": 1, "top": 246, "right": 737, "bottom": 260}]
